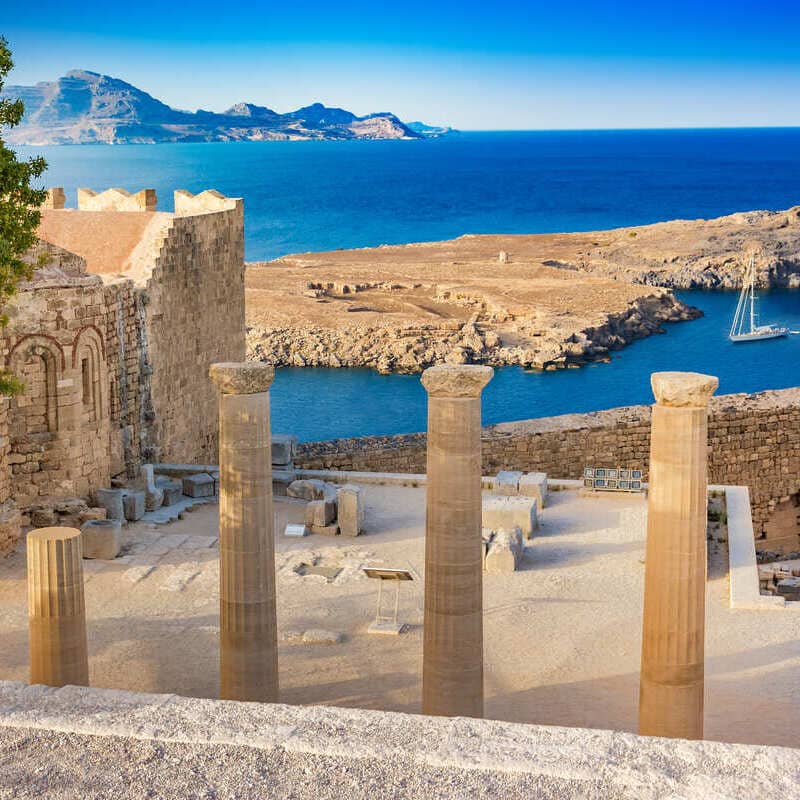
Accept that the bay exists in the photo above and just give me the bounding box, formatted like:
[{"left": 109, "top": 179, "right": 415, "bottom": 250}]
[
  {"left": 24, "top": 130, "right": 800, "bottom": 441},
  {"left": 270, "top": 289, "right": 800, "bottom": 441}
]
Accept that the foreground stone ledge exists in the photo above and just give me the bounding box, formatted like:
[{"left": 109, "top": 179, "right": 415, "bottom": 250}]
[{"left": 0, "top": 681, "right": 797, "bottom": 799}]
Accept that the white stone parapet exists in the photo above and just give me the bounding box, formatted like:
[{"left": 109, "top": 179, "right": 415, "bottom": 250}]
[{"left": 0, "top": 681, "right": 796, "bottom": 798}]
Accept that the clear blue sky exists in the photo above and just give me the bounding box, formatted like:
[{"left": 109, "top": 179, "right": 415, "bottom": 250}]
[{"left": 3, "top": 0, "right": 800, "bottom": 129}]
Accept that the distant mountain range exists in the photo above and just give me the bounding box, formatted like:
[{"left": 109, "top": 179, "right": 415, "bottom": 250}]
[{"left": 1, "top": 70, "right": 454, "bottom": 145}]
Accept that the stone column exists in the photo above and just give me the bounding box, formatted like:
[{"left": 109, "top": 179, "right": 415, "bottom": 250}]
[
  {"left": 639, "top": 371, "right": 718, "bottom": 740},
  {"left": 421, "top": 364, "right": 493, "bottom": 718},
  {"left": 210, "top": 362, "right": 278, "bottom": 703},
  {"left": 27, "top": 527, "right": 89, "bottom": 687}
]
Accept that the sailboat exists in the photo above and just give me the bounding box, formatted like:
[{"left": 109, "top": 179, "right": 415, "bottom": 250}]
[{"left": 729, "top": 254, "right": 789, "bottom": 342}]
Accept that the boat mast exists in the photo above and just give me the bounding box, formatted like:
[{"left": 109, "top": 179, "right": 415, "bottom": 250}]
[
  {"left": 749, "top": 254, "right": 755, "bottom": 333},
  {"left": 730, "top": 258, "right": 748, "bottom": 338}
]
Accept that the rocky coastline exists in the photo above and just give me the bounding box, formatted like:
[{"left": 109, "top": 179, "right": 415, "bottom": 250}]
[
  {"left": 632, "top": 259, "right": 800, "bottom": 290},
  {"left": 573, "top": 207, "right": 800, "bottom": 289},
  {"left": 247, "top": 291, "right": 699, "bottom": 374},
  {"left": 244, "top": 204, "right": 800, "bottom": 376}
]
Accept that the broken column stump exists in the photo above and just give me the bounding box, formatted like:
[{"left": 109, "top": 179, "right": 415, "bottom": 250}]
[{"left": 27, "top": 526, "right": 89, "bottom": 687}]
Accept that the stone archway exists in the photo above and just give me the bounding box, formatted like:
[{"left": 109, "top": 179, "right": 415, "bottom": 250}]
[
  {"left": 72, "top": 326, "right": 107, "bottom": 427},
  {"left": 8, "top": 336, "right": 64, "bottom": 440}
]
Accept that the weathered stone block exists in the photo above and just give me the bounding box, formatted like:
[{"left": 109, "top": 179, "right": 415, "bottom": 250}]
[
  {"left": 142, "top": 465, "right": 164, "bottom": 511},
  {"left": 156, "top": 478, "right": 183, "bottom": 507},
  {"left": 95, "top": 489, "right": 126, "bottom": 522},
  {"left": 305, "top": 499, "right": 336, "bottom": 528},
  {"left": 271, "top": 434, "right": 298, "bottom": 466},
  {"left": 78, "top": 508, "right": 107, "bottom": 523},
  {"left": 272, "top": 469, "right": 297, "bottom": 497},
  {"left": 482, "top": 496, "right": 538, "bottom": 540},
  {"left": 80, "top": 519, "right": 122, "bottom": 559},
  {"left": 122, "top": 491, "right": 146, "bottom": 522},
  {"left": 311, "top": 523, "right": 339, "bottom": 536},
  {"left": 145, "top": 485, "right": 164, "bottom": 511},
  {"left": 776, "top": 578, "right": 800, "bottom": 601},
  {"left": 287, "top": 479, "right": 335, "bottom": 502},
  {"left": 0, "top": 509, "right": 22, "bottom": 557},
  {"left": 182, "top": 473, "right": 215, "bottom": 498},
  {"left": 518, "top": 472, "right": 548, "bottom": 509},
  {"left": 30, "top": 508, "right": 57, "bottom": 527},
  {"left": 54, "top": 499, "right": 87, "bottom": 516},
  {"left": 485, "top": 527, "right": 525, "bottom": 574},
  {"left": 337, "top": 484, "right": 364, "bottom": 537},
  {"left": 494, "top": 471, "right": 524, "bottom": 495}
]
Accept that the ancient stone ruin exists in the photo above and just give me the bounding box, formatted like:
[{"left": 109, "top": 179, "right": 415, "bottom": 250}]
[
  {"left": 0, "top": 189, "right": 797, "bottom": 794},
  {"left": 0, "top": 187, "right": 245, "bottom": 555}
]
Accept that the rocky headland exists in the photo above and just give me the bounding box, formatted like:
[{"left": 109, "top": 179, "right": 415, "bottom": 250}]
[
  {"left": 245, "top": 205, "right": 800, "bottom": 374},
  {"left": 557, "top": 206, "right": 800, "bottom": 289},
  {"left": 246, "top": 261, "right": 697, "bottom": 375}
]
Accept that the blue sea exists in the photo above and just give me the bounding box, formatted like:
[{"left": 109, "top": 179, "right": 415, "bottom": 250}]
[{"left": 23, "top": 129, "right": 800, "bottom": 440}]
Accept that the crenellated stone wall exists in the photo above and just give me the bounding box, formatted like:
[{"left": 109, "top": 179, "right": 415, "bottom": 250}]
[
  {"left": 295, "top": 388, "right": 800, "bottom": 545},
  {"left": 77, "top": 187, "right": 157, "bottom": 212}
]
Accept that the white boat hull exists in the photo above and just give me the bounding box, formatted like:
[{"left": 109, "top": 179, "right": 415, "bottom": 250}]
[{"left": 730, "top": 328, "right": 788, "bottom": 343}]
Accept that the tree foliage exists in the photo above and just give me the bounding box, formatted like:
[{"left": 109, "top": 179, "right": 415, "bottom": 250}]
[{"left": 0, "top": 37, "right": 47, "bottom": 395}]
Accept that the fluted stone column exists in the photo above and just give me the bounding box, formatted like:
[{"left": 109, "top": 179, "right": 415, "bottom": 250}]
[
  {"left": 210, "top": 362, "right": 278, "bottom": 703},
  {"left": 27, "top": 527, "right": 89, "bottom": 687},
  {"left": 421, "top": 364, "right": 493, "bottom": 718},
  {"left": 639, "top": 371, "right": 718, "bottom": 739}
]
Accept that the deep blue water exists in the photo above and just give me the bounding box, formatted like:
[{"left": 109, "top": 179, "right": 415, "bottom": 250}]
[
  {"left": 22, "top": 129, "right": 800, "bottom": 261},
  {"left": 268, "top": 290, "right": 800, "bottom": 441},
  {"left": 23, "top": 130, "right": 800, "bottom": 440}
]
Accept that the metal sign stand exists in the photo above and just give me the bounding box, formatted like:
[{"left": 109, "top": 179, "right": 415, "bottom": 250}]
[{"left": 363, "top": 566, "right": 413, "bottom": 635}]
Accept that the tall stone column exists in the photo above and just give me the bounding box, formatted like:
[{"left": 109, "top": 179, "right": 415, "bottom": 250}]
[
  {"left": 209, "top": 362, "right": 278, "bottom": 703},
  {"left": 27, "top": 527, "right": 89, "bottom": 687},
  {"left": 421, "top": 364, "right": 493, "bottom": 718},
  {"left": 639, "top": 371, "right": 718, "bottom": 739}
]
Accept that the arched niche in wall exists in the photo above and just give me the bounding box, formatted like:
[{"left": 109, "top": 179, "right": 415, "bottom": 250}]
[
  {"left": 72, "top": 326, "right": 107, "bottom": 426},
  {"left": 7, "top": 335, "right": 65, "bottom": 440}
]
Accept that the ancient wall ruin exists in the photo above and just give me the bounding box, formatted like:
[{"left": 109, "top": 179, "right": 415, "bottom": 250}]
[
  {"left": 0, "top": 188, "right": 245, "bottom": 553},
  {"left": 295, "top": 387, "right": 800, "bottom": 547},
  {"left": 1, "top": 259, "right": 141, "bottom": 519},
  {"left": 143, "top": 190, "right": 245, "bottom": 463}
]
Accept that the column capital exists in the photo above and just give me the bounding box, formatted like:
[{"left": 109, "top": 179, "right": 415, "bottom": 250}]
[
  {"left": 210, "top": 362, "right": 275, "bottom": 395},
  {"left": 650, "top": 371, "right": 718, "bottom": 408},
  {"left": 421, "top": 364, "right": 493, "bottom": 398}
]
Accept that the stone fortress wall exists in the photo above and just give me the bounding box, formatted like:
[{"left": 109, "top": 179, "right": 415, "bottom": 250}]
[
  {"left": 0, "top": 187, "right": 245, "bottom": 553},
  {"left": 296, "top": 387, "right": 800, "bottom": 550}
]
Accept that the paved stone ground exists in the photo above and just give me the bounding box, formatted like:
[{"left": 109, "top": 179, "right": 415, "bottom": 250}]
[{"left": 1, "top": 486, "right": 799, "bottom": 749}]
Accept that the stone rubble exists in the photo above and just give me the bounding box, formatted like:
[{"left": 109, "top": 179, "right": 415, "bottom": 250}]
[{"left": 484, "top": 527, "right": 526, "bottom": 574}]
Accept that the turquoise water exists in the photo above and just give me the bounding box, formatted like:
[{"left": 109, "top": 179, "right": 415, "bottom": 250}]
[
  {"left": 271, "top": 290, "right": 800, "bottom": 441},
  {"left": 24, "top": 130, "right": 800, "bottom": 440}
]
